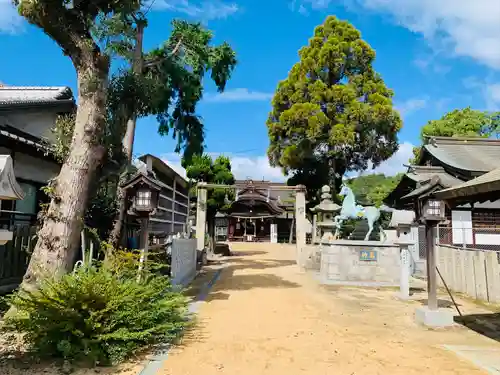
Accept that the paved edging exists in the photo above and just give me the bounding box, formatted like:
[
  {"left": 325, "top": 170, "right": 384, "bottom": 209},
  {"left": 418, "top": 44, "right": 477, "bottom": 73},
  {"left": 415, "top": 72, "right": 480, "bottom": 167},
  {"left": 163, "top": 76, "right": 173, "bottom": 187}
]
[{"left": 137, "top": 267, "right": 224, "bottom": 375}]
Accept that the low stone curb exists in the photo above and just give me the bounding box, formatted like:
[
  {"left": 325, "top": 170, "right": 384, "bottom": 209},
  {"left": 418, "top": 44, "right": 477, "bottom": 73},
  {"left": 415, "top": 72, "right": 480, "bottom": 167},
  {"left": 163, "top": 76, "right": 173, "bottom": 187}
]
[{"left": 137, "top": 266, "right": 224, "bottom": 375}]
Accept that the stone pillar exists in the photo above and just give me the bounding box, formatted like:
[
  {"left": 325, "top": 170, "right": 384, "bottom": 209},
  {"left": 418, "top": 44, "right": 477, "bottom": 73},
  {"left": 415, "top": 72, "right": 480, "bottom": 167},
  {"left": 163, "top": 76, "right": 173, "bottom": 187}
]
[
  {"left": 399, "top": 244, "right": 411, "bottom": 299},
  {"left": 295, "top": 185, "right": 307, "bottom": 266},
  {"left": 312, "top": 214, "right": 317, "bottom": 244},
  {"left": 396, "top": 224, "right": 413, "bottom": 300},
  {"left": 196, "top": 182, "right": 207, "bottom": 251}
]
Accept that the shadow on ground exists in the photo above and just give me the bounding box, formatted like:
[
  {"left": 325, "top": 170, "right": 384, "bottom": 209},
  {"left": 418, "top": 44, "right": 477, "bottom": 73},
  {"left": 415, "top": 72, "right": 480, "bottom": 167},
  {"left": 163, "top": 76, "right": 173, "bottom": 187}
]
[
  {"left": 203, "top": 248, "right": 301, "bottom": 298},
  {"left": 455, "top": 312, "right": 500, "bottom": 342},
  {"left": 417, "top": 299, "right": 461, "bottom": 308}
]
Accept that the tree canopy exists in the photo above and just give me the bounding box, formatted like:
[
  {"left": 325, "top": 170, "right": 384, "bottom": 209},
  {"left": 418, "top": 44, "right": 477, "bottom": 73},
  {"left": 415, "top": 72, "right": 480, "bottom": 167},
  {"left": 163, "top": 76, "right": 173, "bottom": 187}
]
[
  {"left": 411, "top": 107, "right": 500, "bottom": 163},
  {"left": 346, "top": 173, "right": 403, "bottom": 207},
  {"left": 267, "top": 16, "right": 402, "bottom": 204}
]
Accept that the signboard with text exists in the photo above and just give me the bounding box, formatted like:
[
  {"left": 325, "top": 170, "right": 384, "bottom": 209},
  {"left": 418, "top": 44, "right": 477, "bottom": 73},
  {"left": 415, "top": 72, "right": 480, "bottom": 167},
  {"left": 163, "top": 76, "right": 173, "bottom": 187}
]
[{"left": 359, "top": 250, "right": 377, "bottom": 261}]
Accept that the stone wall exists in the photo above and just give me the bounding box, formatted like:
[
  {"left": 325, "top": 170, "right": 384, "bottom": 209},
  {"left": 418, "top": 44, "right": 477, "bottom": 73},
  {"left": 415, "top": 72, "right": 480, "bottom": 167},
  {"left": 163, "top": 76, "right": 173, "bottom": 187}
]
[
  {"left": 170, "top": 238, "right": 197, "bottom": 286},
  {"left": 319, "top": 240, "right": 400, "bottom": 286}
]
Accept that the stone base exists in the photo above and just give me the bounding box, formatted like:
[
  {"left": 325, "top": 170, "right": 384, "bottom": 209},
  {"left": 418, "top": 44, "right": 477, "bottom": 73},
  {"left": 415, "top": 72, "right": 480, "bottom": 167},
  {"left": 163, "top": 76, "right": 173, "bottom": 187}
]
[
  {"left": 396, "top": 292, "right": 411, "bottom": 300},
  {"left": 415, "top": 306, "right": 455, "bottom": 328}
]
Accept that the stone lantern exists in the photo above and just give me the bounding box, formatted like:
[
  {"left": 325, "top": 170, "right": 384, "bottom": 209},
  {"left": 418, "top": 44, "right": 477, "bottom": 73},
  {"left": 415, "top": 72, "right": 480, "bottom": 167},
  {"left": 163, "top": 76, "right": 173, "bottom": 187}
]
[
  {"left": 0, "top": 155, "right": 25, "bottom": 245},
  {"left": 414, "top": 193, "right": 452, "bottom": 327},
  {"left": 121, "top": 173, "right": 161, "bottom": 280},
  {"left": 313, "top": 185, "right": 341, "bottom": 243}
]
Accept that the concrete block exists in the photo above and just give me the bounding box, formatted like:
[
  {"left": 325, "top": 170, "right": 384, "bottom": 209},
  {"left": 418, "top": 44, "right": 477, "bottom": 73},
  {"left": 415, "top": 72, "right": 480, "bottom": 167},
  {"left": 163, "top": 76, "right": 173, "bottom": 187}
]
[{"left": 415, "top": 306, "right": 454, "bottom": 328}]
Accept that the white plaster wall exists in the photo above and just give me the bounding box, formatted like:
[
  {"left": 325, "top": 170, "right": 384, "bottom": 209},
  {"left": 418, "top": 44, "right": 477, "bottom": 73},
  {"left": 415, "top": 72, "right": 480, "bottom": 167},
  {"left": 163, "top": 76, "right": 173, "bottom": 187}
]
[
  {"left": 14, "top": 152, "right": 59, "bottom": 183},
  {"left": 0, "top": 109, "right": 58, "bottom": 142},
  {"left": 475, "top": 233, "right": 500, "bottom": 245}
]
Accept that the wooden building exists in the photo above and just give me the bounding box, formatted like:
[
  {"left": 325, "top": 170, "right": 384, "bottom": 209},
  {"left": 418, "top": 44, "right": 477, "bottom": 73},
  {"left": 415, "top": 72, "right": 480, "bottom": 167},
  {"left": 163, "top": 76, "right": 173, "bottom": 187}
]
[
  {"left": 385, "top": 136, "right": 500, "bottom": 250},
  {"left": 221, "top": 179, "right": 297, "bottom": 243},
  {"left": 135, "top": 154, "right": 189, "bottom": 242},
  {"left": 0, "top": 86, "right": 75, "bottom": 228},
  {"left": 0, "top": 86, "right": 75, "bottom": 292}
]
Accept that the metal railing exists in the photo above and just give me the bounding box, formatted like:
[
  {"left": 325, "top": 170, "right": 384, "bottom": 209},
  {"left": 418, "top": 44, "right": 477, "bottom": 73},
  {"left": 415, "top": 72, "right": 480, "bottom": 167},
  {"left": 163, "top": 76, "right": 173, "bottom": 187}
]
[{"left": 437, "top": 225, "right": 500, "bottom": 252}]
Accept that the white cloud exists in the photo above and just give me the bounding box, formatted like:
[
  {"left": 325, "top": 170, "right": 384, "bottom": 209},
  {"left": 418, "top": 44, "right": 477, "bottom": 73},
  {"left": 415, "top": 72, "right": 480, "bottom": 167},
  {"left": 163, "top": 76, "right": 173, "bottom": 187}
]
[
  {"left": 161, "top": 153, "right": 286, "bottom": 182},
  {"left": 371, "top": 141, "right": 415, "bottom": 175},
  {"left": 204, "top": 88, "right": 274, "bottom": 103},
  {"left": 149, "top": 0, "right": 239, "bottom": 20},
  {"left": 347, "top": 0, "right": 500, "bottom": 70},
  {"left": 162, "top": 143, "right": 413, "bottom": 184},
  {"left": 395, "top": 97, "right": 428, "bottom": 117},
  {"left": 347, "top": 142, "right": 415, "bottom": 177},
  {"left": 461, "top": 76, "right": 500, "bottom": 110},
  {"left": 0, "top": 0, "right": 23, "bottom": 34}
]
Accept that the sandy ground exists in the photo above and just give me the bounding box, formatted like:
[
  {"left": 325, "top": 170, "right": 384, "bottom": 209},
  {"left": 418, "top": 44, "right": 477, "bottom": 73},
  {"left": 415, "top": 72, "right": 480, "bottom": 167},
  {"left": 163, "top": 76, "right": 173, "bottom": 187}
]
[
  {"left": 2, "top": 243, "right": 499, "bottom": 374},
  {"left": 159, "top": 242, "right": 500, "bottom": 375}
]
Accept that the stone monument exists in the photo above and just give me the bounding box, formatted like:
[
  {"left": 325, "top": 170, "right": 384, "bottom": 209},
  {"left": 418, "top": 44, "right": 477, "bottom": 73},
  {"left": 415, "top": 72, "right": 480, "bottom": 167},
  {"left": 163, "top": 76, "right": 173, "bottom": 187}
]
[{"left": 318, "top": 184, "right": 401, "bottom": 286}]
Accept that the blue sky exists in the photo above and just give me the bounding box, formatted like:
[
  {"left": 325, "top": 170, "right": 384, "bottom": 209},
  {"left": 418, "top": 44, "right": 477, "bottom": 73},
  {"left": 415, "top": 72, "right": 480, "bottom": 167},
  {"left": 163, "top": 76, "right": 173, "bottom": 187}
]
[{"left": 1, "top": 0, "right": 500, "bottom": 181}]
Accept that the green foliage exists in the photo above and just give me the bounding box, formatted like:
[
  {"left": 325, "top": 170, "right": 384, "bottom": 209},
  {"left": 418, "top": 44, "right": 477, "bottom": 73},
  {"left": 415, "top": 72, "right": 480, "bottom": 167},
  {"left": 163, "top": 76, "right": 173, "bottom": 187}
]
[
  {"left": 186, "top": 154, "right": 236, "bottom": 216},
  {"left": 346, "top": 173, "right": 403, "bottom": 207},
  {"left": 411, "top": 107, "right": 500, "bottom": 163},
  {"left": 115, "top": 20, "right": 237, "bottom": 164},
  {"left": 268, "top": 15, "right": 402, "bottom": 198},
  {"left": 3, "top": 254, "right": 189, "bottom": 365}
]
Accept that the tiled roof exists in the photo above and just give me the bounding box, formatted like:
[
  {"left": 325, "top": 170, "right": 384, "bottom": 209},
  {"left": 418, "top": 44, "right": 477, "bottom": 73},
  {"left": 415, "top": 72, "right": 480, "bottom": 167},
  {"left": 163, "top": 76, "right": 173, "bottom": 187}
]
[
  {"left": 406, "top": 165, "right": 463, "bottom": 188},
  {"left": 234, "top": 179, "right": 294, "bottom": 207},
  {"left": 421, "top": 136, "right": 500, "bottom": 173},
  {"left": 435, "top": 168, "right": 500, "bottom": 201},
  {"left": 0, "top": 86, "right": 74, "bottom": 107}
]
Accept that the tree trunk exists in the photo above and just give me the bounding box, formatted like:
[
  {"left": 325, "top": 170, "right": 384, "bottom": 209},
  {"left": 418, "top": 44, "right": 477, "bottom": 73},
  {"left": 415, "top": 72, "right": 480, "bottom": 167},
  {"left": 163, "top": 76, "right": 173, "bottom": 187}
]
[
  {"left": 20, "top": 59, "right": 109, "bottom": 290},
  {"left": 108, "top": 186, "right": 128, "bottom": 248},
  {"left": 109, "top": 22, "right": 145, "bottom": 249}
]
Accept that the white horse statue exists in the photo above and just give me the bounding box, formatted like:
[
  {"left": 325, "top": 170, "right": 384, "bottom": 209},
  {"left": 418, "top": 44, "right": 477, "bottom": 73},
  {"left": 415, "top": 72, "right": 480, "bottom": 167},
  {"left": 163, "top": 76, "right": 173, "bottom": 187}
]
[{"left": 334, "top": 184, "right": 388, "bottom": 241}]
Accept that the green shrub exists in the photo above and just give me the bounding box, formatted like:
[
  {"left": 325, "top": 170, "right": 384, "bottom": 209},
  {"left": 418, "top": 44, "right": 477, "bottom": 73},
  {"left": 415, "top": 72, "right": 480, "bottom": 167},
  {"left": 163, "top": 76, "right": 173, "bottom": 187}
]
[{"left": 3, "top": 260, "right": 190, "bottom": 365}]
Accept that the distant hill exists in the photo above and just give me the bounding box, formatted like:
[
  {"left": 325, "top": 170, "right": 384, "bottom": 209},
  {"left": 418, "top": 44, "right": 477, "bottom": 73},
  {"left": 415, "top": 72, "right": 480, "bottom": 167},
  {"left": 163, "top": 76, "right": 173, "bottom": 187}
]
[{"left": 345, "top": 173, "right": 403, "bottom": 207}]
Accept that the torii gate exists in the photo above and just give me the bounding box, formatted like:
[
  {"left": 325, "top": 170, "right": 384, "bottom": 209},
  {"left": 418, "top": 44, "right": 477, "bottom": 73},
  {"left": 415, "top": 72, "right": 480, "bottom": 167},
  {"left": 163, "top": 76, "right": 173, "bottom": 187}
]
[{"left": 195, "top": 182, "right": 307, "bottom": 265}]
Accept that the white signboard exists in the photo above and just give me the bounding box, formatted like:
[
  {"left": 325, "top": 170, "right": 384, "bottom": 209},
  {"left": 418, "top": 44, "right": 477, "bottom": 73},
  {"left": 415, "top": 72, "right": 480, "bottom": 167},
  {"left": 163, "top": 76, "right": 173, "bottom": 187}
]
[
  {"left": 270, "top": 224, "right": 278, "bottom": 243},
  {"left": 451, "top": 210, "right": 473, "bottom": 245}
]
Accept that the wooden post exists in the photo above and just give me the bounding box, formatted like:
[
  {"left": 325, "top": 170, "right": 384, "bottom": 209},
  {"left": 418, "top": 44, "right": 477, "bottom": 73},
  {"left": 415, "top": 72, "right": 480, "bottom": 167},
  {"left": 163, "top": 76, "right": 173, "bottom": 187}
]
[
  {"left": 137, "top": 217, "right": 150, "bottom": 282},
  {"left": 426, "top": 223, "right": 438, "bottom": 310}
]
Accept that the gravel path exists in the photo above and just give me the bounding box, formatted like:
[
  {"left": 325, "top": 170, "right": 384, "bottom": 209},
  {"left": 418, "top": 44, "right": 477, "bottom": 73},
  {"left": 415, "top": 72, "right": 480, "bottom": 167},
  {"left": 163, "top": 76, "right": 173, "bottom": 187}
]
[{"left": 159, "top": 242, "right": 499, "bottom": 375}]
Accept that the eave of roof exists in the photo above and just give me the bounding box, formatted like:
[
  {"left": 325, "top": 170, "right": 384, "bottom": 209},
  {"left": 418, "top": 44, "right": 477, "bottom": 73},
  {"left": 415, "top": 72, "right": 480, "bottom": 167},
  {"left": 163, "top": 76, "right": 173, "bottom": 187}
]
[
  {"left": 420, "top": 136, "right": 500, "bottom": 173},
  {"left": 138, "top": 154, "right": 188, "bottom": 188},
  {"left": 435, "top": 168, "right": 500, "bottom": 202},
  {"left": 0, "top": 86, "right": 75, "bottom": 109}
]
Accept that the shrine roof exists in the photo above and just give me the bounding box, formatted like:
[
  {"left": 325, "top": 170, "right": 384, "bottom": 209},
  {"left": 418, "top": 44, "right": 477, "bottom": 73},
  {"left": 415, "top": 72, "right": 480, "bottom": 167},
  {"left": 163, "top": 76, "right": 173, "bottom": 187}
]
[
  {"left": 419, "top": 136, "right": 500, "bottom": 173},
  {"left": 435, "top": 168, "right": 500, "bottom": 204}
]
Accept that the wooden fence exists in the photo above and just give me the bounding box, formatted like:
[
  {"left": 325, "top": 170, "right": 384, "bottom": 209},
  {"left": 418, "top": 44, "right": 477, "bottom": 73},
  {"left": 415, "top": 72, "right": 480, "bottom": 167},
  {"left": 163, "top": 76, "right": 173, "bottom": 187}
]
[
  {"left": 0, "top": 225, "right": 37, "bottom": 293},
  {"left": 436, "top": 245, "right": 500, "bottom": 303}
]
